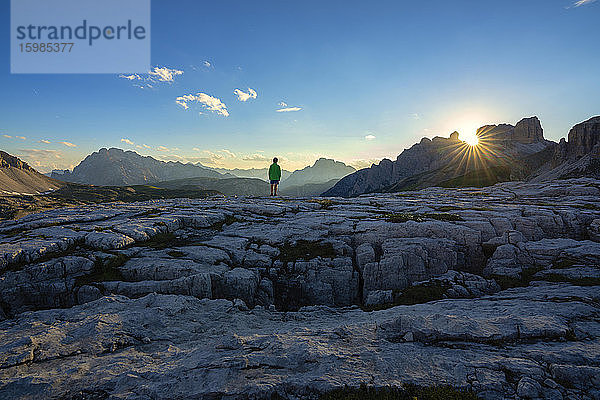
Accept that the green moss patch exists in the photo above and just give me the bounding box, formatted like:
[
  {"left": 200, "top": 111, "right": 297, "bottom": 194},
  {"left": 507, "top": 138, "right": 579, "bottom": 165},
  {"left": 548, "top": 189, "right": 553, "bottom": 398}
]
[
  {"left": 278, "top": 240, "right": 337, "bottom": 264},
  {"left": 307, "top": 198, "right": 335, "bottom": 209},
  {"left": 541, "top": 274, "right": 600, "bottom": 286},
  {"left": 434, "top": 205, "right": 463, "bottom": 212},
  {"left": 384, "top": 212, "right": 463, "bottom": 223},
  {"left": 144, "top": 232, "right": 178, "bottom": 249},
  {"left": 551, "top": 259, "right": 577, "bottom": 269},
  {"left": 75, "top": 253, "right": 129, "bottom": 287},
  {"left": 364, "top": 281, "right": 451, "bottom": 311},
  {"left": 211, "top": 214, "right": 243, "bottom": 231},
  {"left": 493, "top": 266, "right": 543, "bottom": 290}
]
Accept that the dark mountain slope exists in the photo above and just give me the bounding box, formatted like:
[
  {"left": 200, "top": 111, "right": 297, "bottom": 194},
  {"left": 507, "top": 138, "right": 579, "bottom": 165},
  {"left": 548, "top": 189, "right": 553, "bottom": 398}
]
[
  {"left": 0, "top": 150, "right": 64, "bottom": 195},
  {"left": 324, "top": 117, "right": 553, "bottom": 197}
]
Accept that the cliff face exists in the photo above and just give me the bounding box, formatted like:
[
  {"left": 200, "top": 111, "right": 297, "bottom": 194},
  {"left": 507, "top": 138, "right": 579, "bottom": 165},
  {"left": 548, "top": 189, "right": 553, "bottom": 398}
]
[
  {"left": 324, "top": 116, "right": 550, "bottom": 197},
  {"left": 566, "top": 116, "right": 600, "bottom": 158},
  {"left": 529, "top": 116, "right": 600, "bottom": 181},
  {"left": 513, "top": 117, "right": 545, "bottom": 144}
]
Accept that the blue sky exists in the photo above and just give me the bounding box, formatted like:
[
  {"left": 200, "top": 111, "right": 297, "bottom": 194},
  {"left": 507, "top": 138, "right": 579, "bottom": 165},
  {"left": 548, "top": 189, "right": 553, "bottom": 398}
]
[{"left": 0, "top": 0, "right": 599, "bottom": 172}]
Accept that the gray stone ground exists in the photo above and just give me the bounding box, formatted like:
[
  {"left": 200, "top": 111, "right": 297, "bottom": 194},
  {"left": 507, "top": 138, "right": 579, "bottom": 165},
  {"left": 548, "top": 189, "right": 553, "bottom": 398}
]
[{"left": 1, "top": 178, "right": 599, "bottom": 399}]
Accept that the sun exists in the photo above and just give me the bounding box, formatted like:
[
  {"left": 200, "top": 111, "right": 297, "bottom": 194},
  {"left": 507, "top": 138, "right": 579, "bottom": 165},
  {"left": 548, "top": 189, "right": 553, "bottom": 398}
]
[
  {"left": 461, "top": 132, "right": 480, "bottom": 147},
  {"left": 451, "top": 117, "right": 484, "bottom": 147}
]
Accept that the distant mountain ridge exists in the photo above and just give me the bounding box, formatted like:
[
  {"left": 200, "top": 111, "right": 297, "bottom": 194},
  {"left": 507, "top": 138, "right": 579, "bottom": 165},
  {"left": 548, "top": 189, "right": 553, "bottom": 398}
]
[
  {"left": 45, "top": 116, "right": 600, "bottom": 198},
  {"left": 209, "top": 167, "right": 292, "bottom": 182},
  {"left": 52, "top": 148, "right": 223, "bottom": 186},
  {"left": 54, "top": 149, "right": 353, "bottom": 195},
  {"left": 324, "top": 116, "right": 599, "bottom": 197},
  {"left": 281, "top": 158, "right": 355, "bottom": 188},
  {"left": 0, "top": 151, "right": 64, "bottom": 195}
]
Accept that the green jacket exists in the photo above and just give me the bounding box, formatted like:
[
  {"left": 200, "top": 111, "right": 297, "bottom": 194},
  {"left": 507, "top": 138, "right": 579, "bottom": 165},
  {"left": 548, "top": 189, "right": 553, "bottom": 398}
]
[{"left": 269, "top": 163, "right": 281, "bottom": 181}]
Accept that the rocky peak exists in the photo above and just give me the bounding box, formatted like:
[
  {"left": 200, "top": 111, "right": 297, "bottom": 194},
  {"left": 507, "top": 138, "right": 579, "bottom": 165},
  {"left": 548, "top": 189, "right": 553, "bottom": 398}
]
[
  {"left": 0, "top": 151, "right": 34, "bottom": 171},
  {"left": 449, "top": 131, "right": 460, "bottom": 141},
  {"left": 282, "top": 158, "right": 356, "bottom": 187},
  {"left": 566, "top": 116, "right": 600, "bottom": 158},
  {"left": 513, "top": 116, "right": 544, "bottom": 144}
]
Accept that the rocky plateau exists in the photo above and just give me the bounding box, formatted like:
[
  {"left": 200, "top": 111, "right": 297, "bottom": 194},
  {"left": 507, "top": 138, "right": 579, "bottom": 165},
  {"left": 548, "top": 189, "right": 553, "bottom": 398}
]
[{"left": 0, "top": 179, "right": 599, "bottom": 399}]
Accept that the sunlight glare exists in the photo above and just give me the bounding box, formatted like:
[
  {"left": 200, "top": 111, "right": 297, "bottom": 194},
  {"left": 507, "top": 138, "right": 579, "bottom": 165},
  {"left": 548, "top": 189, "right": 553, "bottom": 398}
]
[{"left": 461, "top": 132, "right": 480, "bottom": 147}]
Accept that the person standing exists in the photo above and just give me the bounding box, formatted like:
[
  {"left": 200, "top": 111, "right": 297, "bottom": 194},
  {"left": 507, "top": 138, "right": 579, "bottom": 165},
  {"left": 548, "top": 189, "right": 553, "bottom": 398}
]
[{"left": 269, "top": 157, "right": 281, "bottom": 196}]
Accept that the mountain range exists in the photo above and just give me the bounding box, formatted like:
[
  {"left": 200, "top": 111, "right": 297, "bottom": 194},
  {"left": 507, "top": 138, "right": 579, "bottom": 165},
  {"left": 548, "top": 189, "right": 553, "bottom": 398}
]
[
  {"left": 50, "top": 149, "right": 355, "bottom": 196},
  {"left": 6, "top": 115, "right": 599, "bottom": 198},
  {"left": 280, "top": 158, "right": 355, "bottom": 187},
  {"left": 51, "top": 148, "right": 224, "bottom": 186},
  {"left": 209, "top": 167, "right": 292, "bottom": 182},
  {"left": 324, "top": 116, "right": 600, "bottom": 197}
]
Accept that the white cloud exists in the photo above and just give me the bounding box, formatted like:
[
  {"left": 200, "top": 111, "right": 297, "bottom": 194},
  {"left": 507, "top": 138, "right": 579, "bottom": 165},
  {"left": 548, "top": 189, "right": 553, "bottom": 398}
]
[
  {"left": 119, "top": 74, "right": 142, "bottom": 81},
  {"left": 349, "top": 158, "right": 380, "bottom": 169},
  {"left": 175, "top": 94, "right": 195, "bottom": 110},
  {"left": 119, "top": 66, "right": 183, "bottom": 88},
  {"left": 142, "top": 144, "right": 151, "bottom": 149},
  {"left": 186, "top": 149, "right": 237, "bottom": 166},
  {"left": 16, "top": 149, "right": 64, "bottom": 172},
  {"left": 15, "top": 136, "right": 26, "bottom": 140},
  {"left": 148, "top": 66, "right": 184, "bottom": 82},
  {"left": 242, "top": 154, "right": 271, "bottom": 162},
  {"left": 276, "top": 101, "right": 302, "bottom": 112},
  {"left": 17, "top": 149, "right": 62, "bottom": 159},
  {"left": 121, "top": 138, "right": 134, "bottom": 145},
  {"left": 234, "top": 88, "right": 258, "bottom": 102},
  {"left": 276, "top": 106, "right": 302, "bottom": 113},
  {"left": 573, "top": 0, "right": 596, "bottom": 6},
  {"left": 203, "top": 61, "right": 212, "bottom": 68},
  {"left": 39, "top": 140, "right": 51, "bottom": 144},
  {"left": 2, "top": 134, "right": 12, "bottom": 138},
  {"left": 365, "top": 134, "right": 376, "bottom": 141},
  {"left": 15, "top": 148, "right": 77, "bottom": 173},
  {"left": 221, "top": 149, "right": 236, "bottom": 158},
  {"left": 156, "top": 146, "right": 169, "bottom": 152},
  {"left": 410, "top": 113, "right": 420, "bottom": 120},
  {"left": 175, "top": 93, "right": 229, "bottom": 116},
  {"left": 156, "top": 154, "right": 186, "bottom": 162},
  {"left": 59, "top": 141, "right": 77, "bottom": 147}
]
